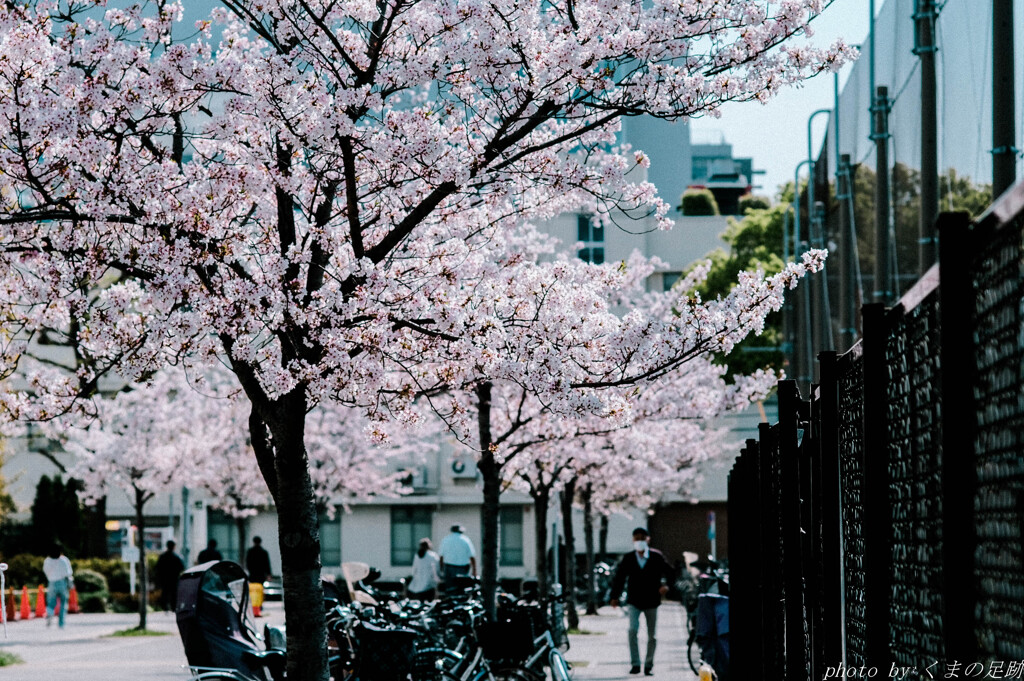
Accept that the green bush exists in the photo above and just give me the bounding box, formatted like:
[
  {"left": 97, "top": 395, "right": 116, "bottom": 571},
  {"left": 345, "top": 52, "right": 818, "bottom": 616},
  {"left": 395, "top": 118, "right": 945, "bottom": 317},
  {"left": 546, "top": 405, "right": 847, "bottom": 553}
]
[
  {"left": 5, "top": 554, "right": 44, "bottom": 588},
  {"left": 679, "top": 188, "right": 720, "bottom": 216},
  {"left": 74, "top": 569, "right": 108, "bottom": 596},
  {"left": 73, "top": 558, "right": 131, "bottom": 593},
  {"left": 109, "top": 592, "right": 137, "bottom": 613},
  {"left": 79, "top": 593, "right": 107, "bottom": 613},
  {"left": 738, "top": 194, "right": 771, "bottom": 213}
]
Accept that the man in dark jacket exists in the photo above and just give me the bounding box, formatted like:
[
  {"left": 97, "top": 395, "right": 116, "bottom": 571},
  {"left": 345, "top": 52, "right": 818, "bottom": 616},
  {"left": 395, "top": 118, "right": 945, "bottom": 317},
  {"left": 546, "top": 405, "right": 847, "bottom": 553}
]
[
  {"left": 246, "top": 536, "right": 273, "bottom": 584},
  {"left": 155, "top": 540, "right": 185, "bottom": 611},
  {"left": 609, "top": 527, "right": 676, "bottom": 676}
]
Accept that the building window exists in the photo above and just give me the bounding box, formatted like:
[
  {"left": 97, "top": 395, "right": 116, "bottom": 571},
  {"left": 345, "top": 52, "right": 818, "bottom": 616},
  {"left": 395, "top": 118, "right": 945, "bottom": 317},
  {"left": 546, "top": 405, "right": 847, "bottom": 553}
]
[
  {"left": 577, "top": 214, "right": 605, "bottom": 264},
  {"left": 391, "top": 507, "right": 432, "bottom": 567},
  {"left": 499, "top": 506, "right": 524, "bottom": 567},
  {"left": 663, "top": 272, "right": 682, "bottom": 292},
  {"left": 320, "top": 508, "right": 342, "bottom": 566}
]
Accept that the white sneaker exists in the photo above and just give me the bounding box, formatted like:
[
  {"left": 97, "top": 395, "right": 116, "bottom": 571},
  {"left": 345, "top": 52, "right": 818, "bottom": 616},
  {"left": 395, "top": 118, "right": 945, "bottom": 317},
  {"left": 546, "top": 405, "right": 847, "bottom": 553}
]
[{"left": 46, "top": 615, "right": 52, "bottom": 627}]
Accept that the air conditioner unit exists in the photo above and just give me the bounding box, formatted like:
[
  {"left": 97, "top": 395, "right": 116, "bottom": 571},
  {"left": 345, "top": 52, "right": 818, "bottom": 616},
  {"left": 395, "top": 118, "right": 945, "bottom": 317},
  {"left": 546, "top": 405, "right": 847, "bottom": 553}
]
[
  {"left": 410, "top": 465, "right": 430, "bottom": 490},
  {"left": 398, "top": 465, "right": 432, "bottom": 491},
  {"left": 450, "top": 454, "right": 477, "bottom": 479}
]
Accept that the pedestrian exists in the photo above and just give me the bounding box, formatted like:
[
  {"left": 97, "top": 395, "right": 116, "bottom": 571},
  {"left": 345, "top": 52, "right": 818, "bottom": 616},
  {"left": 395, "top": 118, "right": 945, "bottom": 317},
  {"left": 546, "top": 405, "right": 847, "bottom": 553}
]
[
  {"left": 196, "top": 538, "right": 223, "bottom": 564},
  {"left": 42, "top": 542, "right": 73, "bottom": 628},
  {"left": 155, "top": 540, "right": 186, "bottom": 612},
  {"left": 609, "top": 527, "right": 675, "bottom": 676},
  {"left": 438, "top": 524, "right": 477, "bottom": 588},
  {"left": 246, "top": 536, "right": 273, "bottom": 584},
  {"left": 407, "top": 538, "right": 441, "bottom": 601}
]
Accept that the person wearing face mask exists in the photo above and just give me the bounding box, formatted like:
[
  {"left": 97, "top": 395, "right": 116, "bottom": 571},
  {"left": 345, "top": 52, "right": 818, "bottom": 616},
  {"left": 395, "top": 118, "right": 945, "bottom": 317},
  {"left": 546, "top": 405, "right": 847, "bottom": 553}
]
[{"left": 609, "top": 527, "right": 676, "bottom": 676}]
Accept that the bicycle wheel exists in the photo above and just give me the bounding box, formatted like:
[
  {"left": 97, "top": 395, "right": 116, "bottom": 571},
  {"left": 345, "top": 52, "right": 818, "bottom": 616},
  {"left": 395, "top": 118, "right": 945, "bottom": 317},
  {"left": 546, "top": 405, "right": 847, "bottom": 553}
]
[
  {"left": 549, "top": 650, "right": 572, "bottom": 681},
  {"left": 490, "top": 666, "right": 546, "bottom": 681},
  {"left": 687, "top": 636, "right": 701, "bottom": 675}
]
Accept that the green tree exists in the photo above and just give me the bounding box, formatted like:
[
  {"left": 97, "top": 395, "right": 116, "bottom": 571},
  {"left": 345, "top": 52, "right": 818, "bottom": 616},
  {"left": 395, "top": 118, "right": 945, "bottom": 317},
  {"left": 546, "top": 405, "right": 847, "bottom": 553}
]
[
  {"left": 683, "top": 203, "right": 790, "bottom": 378},
  {"left": 30, "top": 475, "right": 85, "bottom": 555},
  {"left": 849, "top": 163, "right": 991, "bottom": 292},
  {"left": 680, "top": 188, "right": 721, "bottom": 216}
]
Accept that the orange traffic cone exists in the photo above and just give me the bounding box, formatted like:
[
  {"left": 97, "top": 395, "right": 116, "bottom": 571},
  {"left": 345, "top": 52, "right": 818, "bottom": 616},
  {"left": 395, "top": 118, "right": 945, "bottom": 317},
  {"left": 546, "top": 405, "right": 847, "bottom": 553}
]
[
  {"left": 68, "top": 586, "right": 79, "bottom": 614},
  {"left": 35, "top": 585, "right": 46, "bottom": 618},
  {"left": 19, "top": 586, "right": 29, "bottom": 620},
  {"left": 5, "top": 588, "right": 15, "bottom": 622}
]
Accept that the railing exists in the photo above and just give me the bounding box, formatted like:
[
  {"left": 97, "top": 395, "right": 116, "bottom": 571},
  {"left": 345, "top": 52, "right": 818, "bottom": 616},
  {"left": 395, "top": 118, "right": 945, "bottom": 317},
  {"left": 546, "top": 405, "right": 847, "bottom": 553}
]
[{"left": 729, "top": 181, "right": 1024, "bottom": 678}]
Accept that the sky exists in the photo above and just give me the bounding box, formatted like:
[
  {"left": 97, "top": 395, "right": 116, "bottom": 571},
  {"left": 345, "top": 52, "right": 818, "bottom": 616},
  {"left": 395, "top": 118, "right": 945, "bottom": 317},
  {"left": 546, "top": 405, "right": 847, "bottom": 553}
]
[{"left": 690, "top": 0, "right": 872, "bottom": 199}]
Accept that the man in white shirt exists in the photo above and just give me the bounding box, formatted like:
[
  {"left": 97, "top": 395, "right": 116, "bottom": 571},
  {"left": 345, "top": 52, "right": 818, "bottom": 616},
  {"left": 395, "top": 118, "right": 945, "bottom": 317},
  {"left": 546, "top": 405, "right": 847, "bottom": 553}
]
[
  {"left": 42, "top": 543, "right": 74, "bottom": 628},
  {"left": 438, "top": 524, "right": 477, "bottom": 587}
]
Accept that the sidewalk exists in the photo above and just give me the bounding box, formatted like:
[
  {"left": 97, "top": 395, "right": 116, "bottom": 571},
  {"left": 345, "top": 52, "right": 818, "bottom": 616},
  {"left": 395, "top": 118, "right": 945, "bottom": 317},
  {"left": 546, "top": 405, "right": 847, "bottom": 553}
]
[
  {"left": 567, "top": 603, "right": 698, "bottom": 681},
  {"left": 0, "top": 602, "right": 286, "bottom": 681}
]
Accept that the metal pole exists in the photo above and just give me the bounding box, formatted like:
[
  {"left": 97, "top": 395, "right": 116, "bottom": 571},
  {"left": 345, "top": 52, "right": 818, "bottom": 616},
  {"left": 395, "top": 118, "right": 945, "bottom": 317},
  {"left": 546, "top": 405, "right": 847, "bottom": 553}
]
[
  {"left": 993, "top": 0, "right": 1016, "bottom": 197},
  {"left": 794, "top": 159, "right": 813, "bottom": 387},
  {"left": 915, "top": 0, "right": 938, "bottom": 274},
  {"left": 838, "top": 154, "right": 857, "bottom": 351},
  {"left": 782, "top": 207, "right": 795, "bottom": 369},
  {"left": 552, "top": 521, "right": 559, "bottom": 592},
  {"left": 181, "top": 487, "right": 191, "bottom": 566},
  {"left": 807, "top": 108, "right": 833, "bottom": 241},
  {"left": 872, "top": 86, "right": 892, "bottom": 305},
  {"left": 813, "top": 201, "right": 835, "bottom": 351}
]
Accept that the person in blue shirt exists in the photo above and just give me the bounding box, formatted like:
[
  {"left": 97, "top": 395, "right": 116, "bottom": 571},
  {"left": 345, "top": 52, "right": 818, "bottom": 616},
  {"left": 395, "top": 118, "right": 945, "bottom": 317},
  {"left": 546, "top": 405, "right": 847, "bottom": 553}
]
[
  {"left": 438, "top": 524, "right": 477, "bottom": 585},
  {"left": 609, "top": 527, "right": 675, "bottom": 676}
]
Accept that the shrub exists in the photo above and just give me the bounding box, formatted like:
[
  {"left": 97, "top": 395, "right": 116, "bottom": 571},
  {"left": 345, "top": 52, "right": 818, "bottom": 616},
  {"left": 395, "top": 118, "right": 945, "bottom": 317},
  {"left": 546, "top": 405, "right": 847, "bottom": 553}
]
[
  {"left": 679, "top": 188, "right": 720, "bottom": 216},
  {"left": 73, "top": 558, "right": 131, "bottom": 593},
  {"left": 79, "top": 593, "right": 107, "bottom": 613},
  {"left": 74, "top": 569, "right": 109, "bottom": 596},
  {"left": 738, "top": 194, "right": 771, "bottom": 213},
  {"left": 5, "top": 554, "right": 44, "bottom": 589},
  {"left": 109, "top": 592, "right": 138, "bottom": 613}
]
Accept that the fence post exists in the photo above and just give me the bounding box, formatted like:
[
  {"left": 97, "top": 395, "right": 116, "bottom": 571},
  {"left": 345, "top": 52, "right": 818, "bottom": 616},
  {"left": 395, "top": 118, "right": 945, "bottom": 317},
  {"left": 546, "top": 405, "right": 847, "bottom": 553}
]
[
  {"left": 779, "top": 381, "right": 808, "bottom": 681},
  {"left": 860, "top": 303, "right": 892, "bottom": 670},
  {"left": 937, "top": 211, "right": 976, "bottom": 662},
  {"left": 758, "top": 421, "right": 783, "bottom": 679},
  {"left": 816, "top": 351, "right": 844, "bottom": 676}
]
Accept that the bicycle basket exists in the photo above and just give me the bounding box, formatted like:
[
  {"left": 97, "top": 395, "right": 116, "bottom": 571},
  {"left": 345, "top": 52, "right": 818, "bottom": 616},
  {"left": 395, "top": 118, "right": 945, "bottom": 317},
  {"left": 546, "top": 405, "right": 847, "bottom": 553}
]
[
  {"left": 478, "top": 613, "right": 536, "bottom": 663},
  {"left": 353, "top": 622, "right": 417, "bottom": 681}
]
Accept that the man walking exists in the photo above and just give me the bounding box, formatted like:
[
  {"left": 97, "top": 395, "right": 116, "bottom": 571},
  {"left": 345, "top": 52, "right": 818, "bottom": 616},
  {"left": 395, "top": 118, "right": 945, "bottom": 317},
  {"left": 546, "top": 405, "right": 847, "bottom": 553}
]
[
  {"left": 246, "top": 536, "right": 273, "bottom": 584},
  {"left": 609, "top": 527, "right": 675, "bottom": 676},
  {"left": 155, "top": 540, "right": 186, "bottom": 611},
  {"left": 196, "top": 539, "right": 223, "bottom": 564},
  {"left": 438, "top": 524, "right": 476, "bottom": 587}
]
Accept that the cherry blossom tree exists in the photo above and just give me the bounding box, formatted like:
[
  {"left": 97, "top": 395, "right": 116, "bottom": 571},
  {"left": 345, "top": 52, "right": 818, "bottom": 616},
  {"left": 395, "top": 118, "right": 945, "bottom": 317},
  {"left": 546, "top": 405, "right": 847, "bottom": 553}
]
[
  {"left": 0, "top": 2, "right": 850, "bottom": 677},
  {"left": 64, "top": 370, "right": 196, "bottom": 631}
]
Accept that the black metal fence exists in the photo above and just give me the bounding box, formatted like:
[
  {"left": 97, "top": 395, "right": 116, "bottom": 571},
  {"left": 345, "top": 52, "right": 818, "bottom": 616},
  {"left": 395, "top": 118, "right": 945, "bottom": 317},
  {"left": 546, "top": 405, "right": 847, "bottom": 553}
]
[{"left": 729, "top": 183, "right": 1024, "bottom": 680}]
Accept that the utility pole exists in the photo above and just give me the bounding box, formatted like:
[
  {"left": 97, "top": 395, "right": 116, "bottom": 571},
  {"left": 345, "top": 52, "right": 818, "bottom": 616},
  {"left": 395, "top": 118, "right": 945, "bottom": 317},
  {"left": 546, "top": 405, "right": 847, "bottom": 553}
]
[
  {"left": 915, "top": 0, "right": 938, "bottom": 275},
  {"left": 993, "top": 0, "right": 1016, "bottom": 198},
  {"left": 872, "top": 86, "right": 892, "bottom": 305},
  {"left": 838, "top": 154, "right": 858, "bottom": 352}
]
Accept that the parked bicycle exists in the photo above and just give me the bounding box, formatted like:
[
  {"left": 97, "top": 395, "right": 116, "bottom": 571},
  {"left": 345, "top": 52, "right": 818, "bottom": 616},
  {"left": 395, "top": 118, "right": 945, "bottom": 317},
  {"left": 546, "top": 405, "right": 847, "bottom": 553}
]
[{"left": 176, "top": 560, "right": 575, "bottom": 681}]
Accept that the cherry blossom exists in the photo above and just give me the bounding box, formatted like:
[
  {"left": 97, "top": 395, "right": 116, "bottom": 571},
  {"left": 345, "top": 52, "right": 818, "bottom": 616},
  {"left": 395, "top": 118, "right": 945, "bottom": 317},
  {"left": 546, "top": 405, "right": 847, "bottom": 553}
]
[{"left": 0, "top": 2, "right": 848, "bottom": 677}]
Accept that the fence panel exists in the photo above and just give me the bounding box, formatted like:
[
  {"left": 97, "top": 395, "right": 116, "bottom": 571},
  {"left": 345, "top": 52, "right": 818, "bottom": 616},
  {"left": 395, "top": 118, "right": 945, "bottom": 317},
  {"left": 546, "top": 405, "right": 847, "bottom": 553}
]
[{"left": 728, "top": 185, "right": 1024, "bottom": 680}]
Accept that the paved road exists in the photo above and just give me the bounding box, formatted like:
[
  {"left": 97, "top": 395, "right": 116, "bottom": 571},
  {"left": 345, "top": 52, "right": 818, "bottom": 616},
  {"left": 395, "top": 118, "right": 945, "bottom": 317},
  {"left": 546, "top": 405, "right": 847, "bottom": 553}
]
[
  {"left": 0, "top": 601, "right": 699, "bottom": 680},
  {"left": 569, "top": 603, "right": 699, "bottom": 681}
]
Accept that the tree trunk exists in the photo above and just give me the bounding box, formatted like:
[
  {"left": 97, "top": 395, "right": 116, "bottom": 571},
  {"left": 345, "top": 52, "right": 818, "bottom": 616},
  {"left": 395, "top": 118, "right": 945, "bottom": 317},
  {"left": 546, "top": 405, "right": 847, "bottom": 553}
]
[
  {"left": 236, "top": 516, "right": 248, "bottom": 565},
  {"left": 134, "top": 488, "right": 148, "bottom": 631},
  {"left": 560, "top": 478, "right": 579, "bottom": 630},
  {"left": 599, "top": 513, "right": 609, "bottom": 557},
  {"left": 533, "top": 487, "right": 550, "bottom": 597},
  {"left": 257, "top": 390, "right": 329, "bottom": 681},
  {"left": 475, "top": 382, "right": 501, "bottom": 620},
  {"left": 582, "top": 485, "right": 598, "bottom": 615}
]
